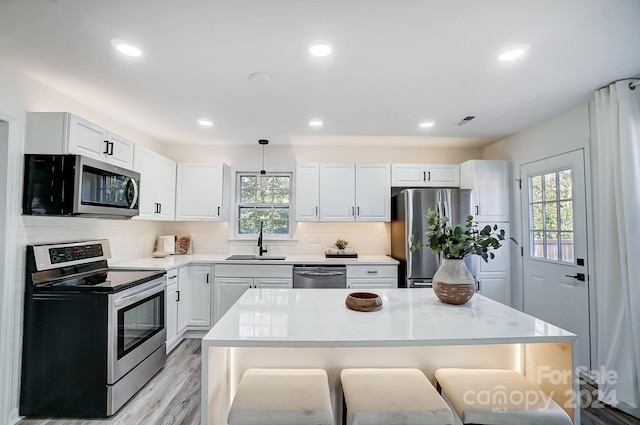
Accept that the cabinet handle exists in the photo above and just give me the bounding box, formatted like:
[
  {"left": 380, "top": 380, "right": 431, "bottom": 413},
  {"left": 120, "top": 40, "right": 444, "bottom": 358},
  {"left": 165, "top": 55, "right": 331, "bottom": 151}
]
[
  {"left": 423, "top": 171, "right": 426, "bottom": 182},
  {"left": 428, "top": 171, "right": 431, "bottom": 181},
  {"left": 176, "top": 290, "right": 180, "bottom": 302},
  {"left": 168, "top": 275, "right": 177, "bottom": 280},
  {"left": 108, "top": 141, "right": 114, "bottom": 156},
  {"left": 158, "top": 203, "right": 162, "bottom": 214},
  {"left": 206, "top": 273, "right": 210, "bottom": 283},
  {"left": 475, "top": 205, "right": 479, "bottom": 215},
  {"left": 103, "top": 141, "right": 110, "bottom": 154},
  {"left": 367, "top": 270, "right": 378, "bottom": 274},
  {"left": 315, "top": 206, "right": 318, "bottom": 216},
  {"left": 357, "top": 206, "right": 360, "bottom": 216},
  {"left": 476, "top": 280, "right": 480, "bottom": 292},
  {"left": 217, "top": 206, "right": 220, "bottom": 215},
  {"left": 351, "top": 206, "right": 355, "bottom": 216}
]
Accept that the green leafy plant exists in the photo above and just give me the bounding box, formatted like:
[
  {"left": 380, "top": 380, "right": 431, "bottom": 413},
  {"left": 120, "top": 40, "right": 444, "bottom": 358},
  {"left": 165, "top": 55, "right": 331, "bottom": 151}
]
[
  {"left": 410, "top": 208, "right": 515, "bottom": 262},
  {"left": 335, "top": 238, "right": 349, "bottom": 250}
]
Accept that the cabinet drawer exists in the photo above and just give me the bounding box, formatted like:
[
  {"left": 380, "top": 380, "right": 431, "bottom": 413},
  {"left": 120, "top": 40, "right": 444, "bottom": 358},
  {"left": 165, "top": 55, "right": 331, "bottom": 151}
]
[
  {"left": 346, "top": 265, "right": 397, "bottom": 279},
  {"left": 215, "top": 264, "right": 293, "bottom": 278},
  {"left": 167, "top": 268, "right": 179, "bottom": 283},
  {"left": 347, "top": 279, "right": 397, "bottom": 289}
]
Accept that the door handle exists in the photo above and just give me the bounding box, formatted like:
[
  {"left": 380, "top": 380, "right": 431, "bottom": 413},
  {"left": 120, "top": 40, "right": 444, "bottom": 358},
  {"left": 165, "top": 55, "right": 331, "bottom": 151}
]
[{"left": 565, "top": 273, "right": 585, "bottom": 281}]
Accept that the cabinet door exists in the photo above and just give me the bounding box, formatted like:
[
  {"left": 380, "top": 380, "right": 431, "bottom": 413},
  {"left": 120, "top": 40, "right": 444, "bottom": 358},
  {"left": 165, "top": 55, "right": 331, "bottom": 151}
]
[
  {"left": 166, "top": 283, "right": 178, "bottom": 344},
  {"left": 133, "top": 146, "right": 159, "bottom": 219},
  {"left": 472, "top": 161, "right": 510, "bottom": 222},
  {"left": 176, "top": 163, "right": 224, "bottom": 220},
  {"left": 254, "top": 278, "right": 292, "bottom": 289},
  {"left": 67, "top": 114, "right": 108, "bottom": 159},
  {"left": 214, "top": 278, "right": 252, "bottom": 322},
  {"left": 177, "top": 267, "right": 190, "bottom": 332},
  {"left": 477, "top": 277, "right": 508, "bottom": 304},
  {"left": 155, "top": 155, "right": 176, "bottom": 220},
  {"left": 355, "top": 164, "right": 390, "bottom": 221},
  {"left": 347, "top": 280, "right": 396, "bottom": 289},
  {"left": 106, "top": 132, "right": 134, "bottom": 169},
  {"left": 424, "top": 164, "right": 460, "bottom": 187},
  {"left": 188, "top": 266, "right": 212, "bottom": 327},
  {"left": 319, "top": 163, "right": 355, "bottom": 221},
  {"left": 391, "top": 164, "right": 426, "bottom": 187},
  {"left": 295, "top": 163, "right": 320, "bottom": 221}
]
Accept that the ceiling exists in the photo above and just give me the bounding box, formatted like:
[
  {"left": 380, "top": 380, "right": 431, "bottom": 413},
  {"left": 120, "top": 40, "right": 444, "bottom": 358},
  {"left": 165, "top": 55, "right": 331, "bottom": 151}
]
[{"left": 1, "top": 0, "right": 639, "bottom": 147}]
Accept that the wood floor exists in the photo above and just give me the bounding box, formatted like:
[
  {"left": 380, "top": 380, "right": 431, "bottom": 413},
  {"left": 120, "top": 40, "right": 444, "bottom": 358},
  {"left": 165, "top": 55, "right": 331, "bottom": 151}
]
[
  {"left": 18, "top": 338, "right": 201, "bottom": 425},
  {"left": 18, "top": 338, "right": 639, "bottom": 425}
]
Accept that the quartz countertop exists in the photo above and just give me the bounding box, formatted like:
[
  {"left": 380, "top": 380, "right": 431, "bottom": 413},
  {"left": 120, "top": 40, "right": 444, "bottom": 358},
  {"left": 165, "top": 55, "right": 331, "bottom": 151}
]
[
  {"left": 203, "top": 288, "right": 576, "bottom": 348},
  {"left": 111, "top": 254, "right": 398, "bottom": 270}
]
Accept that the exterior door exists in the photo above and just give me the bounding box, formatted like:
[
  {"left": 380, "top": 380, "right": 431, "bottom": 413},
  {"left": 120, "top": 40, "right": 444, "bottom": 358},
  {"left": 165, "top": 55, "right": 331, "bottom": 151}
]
[{"left": 520, "top": 149, "right": 590, "bottom": 368}]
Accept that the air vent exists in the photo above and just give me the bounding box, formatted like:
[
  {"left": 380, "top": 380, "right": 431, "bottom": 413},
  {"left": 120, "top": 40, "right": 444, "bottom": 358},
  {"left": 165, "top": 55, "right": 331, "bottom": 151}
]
[{"left": 456, "top": 116, "right": 476, "bottom": 126}]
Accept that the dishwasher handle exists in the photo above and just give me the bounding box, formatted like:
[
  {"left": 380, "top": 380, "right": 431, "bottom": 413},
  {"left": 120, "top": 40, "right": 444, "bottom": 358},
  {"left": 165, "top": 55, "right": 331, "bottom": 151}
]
[{"left": 295, "top": 271, "right": 344, "bottom": 277}]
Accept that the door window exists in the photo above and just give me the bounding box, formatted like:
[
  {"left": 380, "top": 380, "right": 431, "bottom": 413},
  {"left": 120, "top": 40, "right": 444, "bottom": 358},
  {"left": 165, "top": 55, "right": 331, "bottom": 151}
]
[{"left": 528, "top": 169, "right": 574, "bottom": 263}]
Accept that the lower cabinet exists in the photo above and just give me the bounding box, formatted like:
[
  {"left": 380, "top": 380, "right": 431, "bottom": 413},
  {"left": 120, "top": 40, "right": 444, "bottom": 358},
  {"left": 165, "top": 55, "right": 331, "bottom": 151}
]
[
  {"left": 166, "top": 270, "right": 179, "bottom": 349},
  {"left": 346, "top": 265, "right": 398, "bottom": 289},
  {"left": 188, "top": 265, "right": 213, "bottom": 327}
]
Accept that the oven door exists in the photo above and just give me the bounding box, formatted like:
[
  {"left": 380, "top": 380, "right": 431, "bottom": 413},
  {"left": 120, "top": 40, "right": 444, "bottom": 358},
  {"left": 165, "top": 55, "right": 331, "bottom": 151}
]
[
  {"left": 107, "top": 277, "right": 166, "bottom": 384},
  {"left": 74, "top": 156, "right": 140, "bottom": 217}
]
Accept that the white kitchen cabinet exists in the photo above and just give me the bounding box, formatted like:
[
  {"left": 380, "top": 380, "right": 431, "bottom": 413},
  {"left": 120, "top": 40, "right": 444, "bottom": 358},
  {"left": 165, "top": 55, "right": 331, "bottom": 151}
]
[
  {"left": 188, "top": 265, "right": 213, "bottom": 327},
  {"left": 469, "top": 222, "right": 511, "bottom": 305},
  {"left": 166, "top": 274, "right": 178, "bottom": 350},
  {"left": 25, "top": 112, "right": 134, "bottom": 169},
  {"left": 176, "top": 267, "right": 190, "bottom": 333},
  {"left": 214, "top": 264, "right": 293, "bottom": 322},
  {"left": 319, "top": 163, "right": 356, "bottom": 221},
  {"left": 295, "top": 163, "right": 320, "bottom": 221},
  {"left": 175, "top": 163, "right": 231, "bottom": 221},
  {"left": 355, "top": 164, "right": 390, "bottom": 221},
  {"left": 460, "top": 160, "right": 510, "bottom": 222},
  {"left": 346, "top": 265, "right": 398, "bottom": 289},
  {"left": 166, "top": 267, "right": 188, "bottom": 353},
  {"left": 297, "top": 163, "right": 390, "bottom": 222},
  {"left": 133, "top": 145, "right": 176, "bottom": 220},
  {"left": 391, "top": 163, "right": 459, "bottom": 187}
]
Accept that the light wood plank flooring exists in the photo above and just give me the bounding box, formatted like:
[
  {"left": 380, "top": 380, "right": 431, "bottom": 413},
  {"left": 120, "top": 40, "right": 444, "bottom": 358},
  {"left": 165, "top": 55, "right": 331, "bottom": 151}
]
[
  {"left": 18, "top": 338, "right": 639, "bottom": 425},
  {"left": 18, "top": 338, "right": 201, "bottom": 425}
]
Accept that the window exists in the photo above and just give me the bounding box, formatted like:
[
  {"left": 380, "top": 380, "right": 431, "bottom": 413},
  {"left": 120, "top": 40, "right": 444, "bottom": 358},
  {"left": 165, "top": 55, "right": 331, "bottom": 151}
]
[
  {"left": 236, "top": 173, "right": 292, "bottom": 237},
  {"left": 528, "top": 168, "right": 574, "bottom": 262}
]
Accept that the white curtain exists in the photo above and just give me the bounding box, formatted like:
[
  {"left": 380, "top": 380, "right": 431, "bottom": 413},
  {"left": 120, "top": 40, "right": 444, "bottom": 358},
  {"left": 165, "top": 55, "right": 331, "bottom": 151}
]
[{"left": 593, "top": 80, "right": 640, "bottom": 418}]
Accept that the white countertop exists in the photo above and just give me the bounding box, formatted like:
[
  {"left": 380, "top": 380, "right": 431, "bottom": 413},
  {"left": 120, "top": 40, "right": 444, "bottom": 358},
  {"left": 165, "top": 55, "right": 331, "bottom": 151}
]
[
  {"left": 203, "top": 288, "right": 576, "bottom": 348},
  {"left": 111, "top": 254, "right": 398, "bottom": 270}
]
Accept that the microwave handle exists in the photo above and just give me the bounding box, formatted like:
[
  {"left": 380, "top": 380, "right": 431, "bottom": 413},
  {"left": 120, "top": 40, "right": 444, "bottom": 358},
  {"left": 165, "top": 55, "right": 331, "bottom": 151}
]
[{"left": 128, "top": 178, "right": 139, "bottom": 209}]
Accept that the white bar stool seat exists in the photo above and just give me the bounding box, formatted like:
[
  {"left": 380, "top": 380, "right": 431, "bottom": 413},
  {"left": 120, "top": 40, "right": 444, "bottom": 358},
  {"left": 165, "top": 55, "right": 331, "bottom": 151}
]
[
  {"left": 435, "top": 368, "right": 573, "bottom": 425},
  {"left": 341, "top": 368, "right": 453, "bottom": 425},
  {"left": 227, "top": 368, "right": 334, "bottom": 425}
]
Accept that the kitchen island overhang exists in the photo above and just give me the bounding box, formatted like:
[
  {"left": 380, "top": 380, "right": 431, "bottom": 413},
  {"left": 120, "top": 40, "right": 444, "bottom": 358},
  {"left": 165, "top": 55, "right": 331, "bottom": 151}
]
[{"left": 201, "top": 288, "right": 578, "bottom": 424}]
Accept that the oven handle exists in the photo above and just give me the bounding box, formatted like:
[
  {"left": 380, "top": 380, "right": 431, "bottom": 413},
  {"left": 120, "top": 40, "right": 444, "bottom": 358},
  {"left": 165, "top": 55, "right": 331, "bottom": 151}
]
[{"left": 113, "top": 279, "right": 165, "bottom": 307}]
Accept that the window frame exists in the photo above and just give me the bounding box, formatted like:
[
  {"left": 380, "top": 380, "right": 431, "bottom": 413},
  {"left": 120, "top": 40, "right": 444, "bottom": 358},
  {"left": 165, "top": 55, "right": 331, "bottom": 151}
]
[{"left": 234, "top": 171, "right": 293, "bottom": 240}]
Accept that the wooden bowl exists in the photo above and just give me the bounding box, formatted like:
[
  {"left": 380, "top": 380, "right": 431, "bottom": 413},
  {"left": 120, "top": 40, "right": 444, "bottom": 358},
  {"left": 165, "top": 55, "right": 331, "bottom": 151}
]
[{"left": 345, "top": 292, "right": 383, "bottom": 312}]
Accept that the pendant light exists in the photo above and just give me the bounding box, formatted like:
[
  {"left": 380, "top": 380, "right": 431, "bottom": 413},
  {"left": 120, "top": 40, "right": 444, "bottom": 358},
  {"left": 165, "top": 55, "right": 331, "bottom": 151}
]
[{"left": 258, "top": 139, "right": 268, "bottom": 174}]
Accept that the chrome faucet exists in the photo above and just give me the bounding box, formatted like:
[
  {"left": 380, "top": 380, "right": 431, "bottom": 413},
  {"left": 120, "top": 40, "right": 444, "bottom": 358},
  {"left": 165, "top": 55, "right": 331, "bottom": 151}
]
[{"left": 257, "top": 221, "right": 267, "bottom": 256}]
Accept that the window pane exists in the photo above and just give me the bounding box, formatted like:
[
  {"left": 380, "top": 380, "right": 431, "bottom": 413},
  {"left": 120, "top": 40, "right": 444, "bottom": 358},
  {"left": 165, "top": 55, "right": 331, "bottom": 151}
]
[
  {"left": 546, "top": 231, "right": 559, "bottom": 260},
  {"left": 531, "top": 176, "right": 543, "bottom": 202},
  {"left": 560, "top": 201, "right": 573, "bottom": 231},
  {"left": 561, "top": 232, "right": 574, "bottom": 262},
  {"left": 241, "top": 176, "right": 256, "bottom": 189},
  {"left": 272, "top": 189, "right": 290, "bottom": 204},
  {"left": 241, "top": 189, "right": 257, "bottom": 203},
  {"left": 237, "top": 173, "right": 291, "bottom": 236},
  {"left": 545, "top": 202, "right": 558, "bottom": 230},
  {"left": 559, "top": 169, "right": 572, "bottom": 200},
  {"left": 531, "top": 203, "right": 543, "bottom": 229},
  {"left": 531, "top": 231, "right": 544, "bottom": 258},
  {"left": 544, "top": 172, "right": 557, "bottom": 201}
]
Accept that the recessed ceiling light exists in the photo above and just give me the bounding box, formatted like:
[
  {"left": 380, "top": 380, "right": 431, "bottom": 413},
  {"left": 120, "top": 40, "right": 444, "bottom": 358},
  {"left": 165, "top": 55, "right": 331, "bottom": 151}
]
[
  {"left": 111, "top": 39, "right": 142, "bottom": 57},
  {"left": 309, "top": 120, "right": 323, "bottom": 127},
  {"left": 419, "top": 122, "right": 435, "bottom": 128},
  {"left": 309, "top": 42, "right": 332, "bottom": 57},
  {"left": 197, "top": 119, "right": 213, "bottom": 127},
  {"left": 498, "top": 45, "right": 529, "bottom": 62}
]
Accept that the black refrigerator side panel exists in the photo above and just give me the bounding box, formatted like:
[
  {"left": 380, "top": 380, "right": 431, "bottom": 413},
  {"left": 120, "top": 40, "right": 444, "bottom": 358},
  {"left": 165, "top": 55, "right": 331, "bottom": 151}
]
[{"left": 20, "top": 292, "right": 108, "bottom": 418}]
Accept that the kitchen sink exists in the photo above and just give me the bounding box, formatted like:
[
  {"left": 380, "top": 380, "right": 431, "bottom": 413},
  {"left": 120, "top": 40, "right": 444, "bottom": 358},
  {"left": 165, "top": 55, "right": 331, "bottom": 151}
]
[{"left": 225, "top": 255, "right": 286, "bottom": 261}]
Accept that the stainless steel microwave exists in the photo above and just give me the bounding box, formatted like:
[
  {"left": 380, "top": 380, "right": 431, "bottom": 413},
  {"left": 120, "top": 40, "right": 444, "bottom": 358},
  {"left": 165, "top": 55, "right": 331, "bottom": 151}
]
[{"left": 23, "top": 154, "right": 140, "bottom": 218}]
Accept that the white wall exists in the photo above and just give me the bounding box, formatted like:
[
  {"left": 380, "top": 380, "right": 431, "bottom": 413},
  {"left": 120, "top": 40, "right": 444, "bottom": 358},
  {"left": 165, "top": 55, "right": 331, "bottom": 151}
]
[{"left": 481, "top": 104, "right": 592, "bottom": 310}]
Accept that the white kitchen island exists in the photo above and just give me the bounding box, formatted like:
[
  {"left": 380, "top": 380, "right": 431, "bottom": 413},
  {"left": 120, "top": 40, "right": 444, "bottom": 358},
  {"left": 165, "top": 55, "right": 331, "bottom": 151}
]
[{"left": 201, "top": 288, "right": 578, "bottom": 425}]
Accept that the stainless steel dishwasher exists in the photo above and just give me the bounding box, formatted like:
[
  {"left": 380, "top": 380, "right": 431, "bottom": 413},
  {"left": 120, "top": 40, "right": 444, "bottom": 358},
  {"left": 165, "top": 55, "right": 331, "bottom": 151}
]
[{"left": 293, "top": 265, "right": 347, "bottom": 288}]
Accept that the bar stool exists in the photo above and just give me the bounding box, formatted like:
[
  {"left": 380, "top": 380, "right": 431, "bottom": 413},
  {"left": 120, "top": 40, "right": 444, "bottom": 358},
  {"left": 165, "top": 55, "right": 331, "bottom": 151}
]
[
  {"left": 435, "top": 368, "right": 573, "bottom": 425},
  {"left": 341, "top": 368, "right": 453, "bottom": 425},
  {"left": 228, "top": 368, "right": 334, "bottom": 425}
]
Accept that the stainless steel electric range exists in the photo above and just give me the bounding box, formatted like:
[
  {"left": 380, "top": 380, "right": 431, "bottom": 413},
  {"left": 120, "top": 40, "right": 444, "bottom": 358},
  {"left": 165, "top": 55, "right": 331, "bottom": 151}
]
[{"left": 20, "top": 239, "right": 167, "bottom": 418}]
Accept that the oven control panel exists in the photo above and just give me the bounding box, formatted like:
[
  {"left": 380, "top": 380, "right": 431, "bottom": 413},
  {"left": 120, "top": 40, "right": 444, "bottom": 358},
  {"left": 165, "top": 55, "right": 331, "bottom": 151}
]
[{"left": 49, "top": 243, "right": 104, "bottom": 264}]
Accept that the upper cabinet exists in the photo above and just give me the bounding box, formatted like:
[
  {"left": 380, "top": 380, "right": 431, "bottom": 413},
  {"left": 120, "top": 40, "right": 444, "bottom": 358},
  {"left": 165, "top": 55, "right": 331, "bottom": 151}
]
[
  {"left": 460, "top": 160, "right": 510, "bottom": 222},
  {"left": 296, "top": 163, "right": 390, "bottom": 222},
  {"left": 391, "top": 163, "right": 459, "bottom": 187},
  {"left": 25, "top": 112, "right": 134, "bottom": 169},
  {"left": 134, "top": 145, "right": 176, "bottom": 220},
  {"left": 175, "top": 163, "right": 230, "bottom": 221}
]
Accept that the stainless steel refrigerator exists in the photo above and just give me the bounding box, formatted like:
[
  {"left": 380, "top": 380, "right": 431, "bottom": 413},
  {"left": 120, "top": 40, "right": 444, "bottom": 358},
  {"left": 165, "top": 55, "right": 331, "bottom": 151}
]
[{"left": 391, "top": 188, "right": 473, "bottom": 288}]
